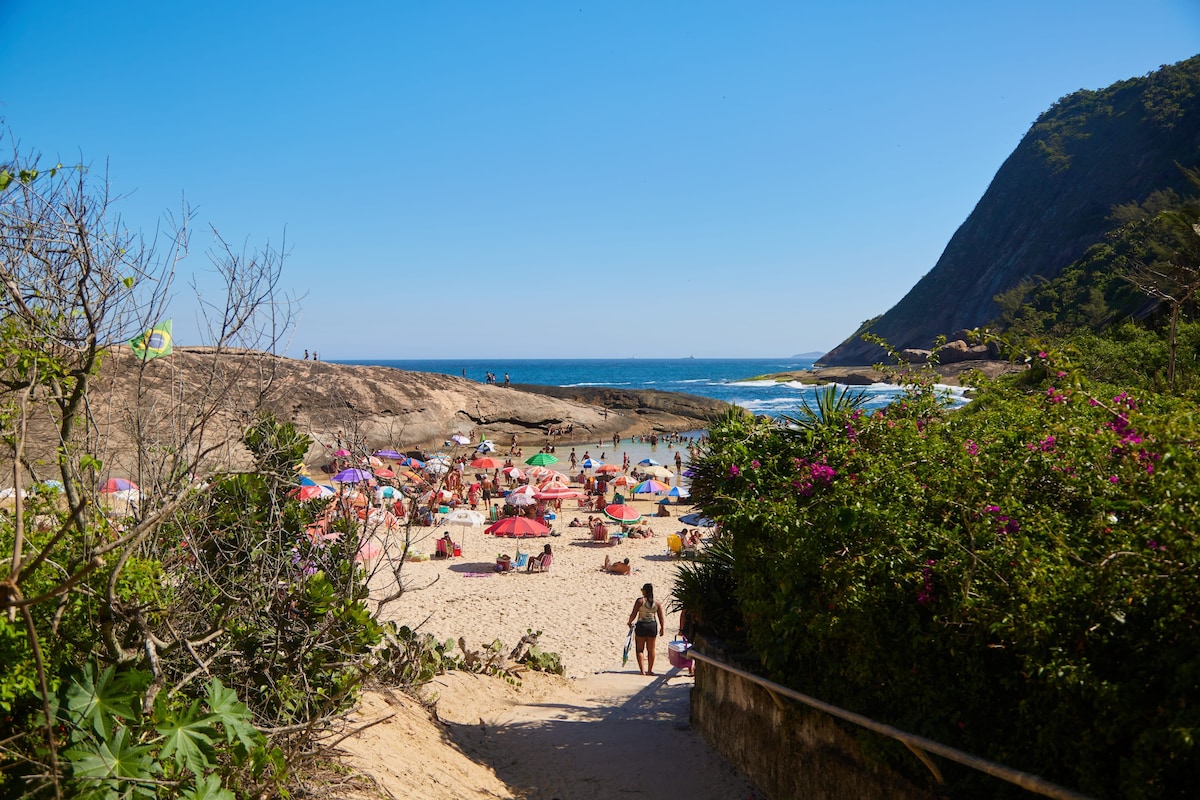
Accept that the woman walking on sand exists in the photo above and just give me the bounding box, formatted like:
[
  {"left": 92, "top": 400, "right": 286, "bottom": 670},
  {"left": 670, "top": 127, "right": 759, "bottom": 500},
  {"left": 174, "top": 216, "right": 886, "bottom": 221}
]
[{"left": 627, "top": 583, "right": 666, "bottom": 675}]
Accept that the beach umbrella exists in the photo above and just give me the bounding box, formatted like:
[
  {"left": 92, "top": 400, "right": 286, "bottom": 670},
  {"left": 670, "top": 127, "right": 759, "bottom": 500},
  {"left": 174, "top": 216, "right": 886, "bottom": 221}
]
[
  {"left": 637, "top": 458, "right": 660, "bottom": 466},
  {"left": 485, "top": 516, "right": 551, "bottom": 537},
  {"left": 445, "top": 508, "right": 486, "bottom": 526},
  {"left": 668, "top": 486, "right": 690, "bottom": 498},
  {"left": 100, "top": 477, "right": 138, "bottom": 493},
  {"left": 501, "top": 466, "right": 524, "bottom": 479},
  {"left": 470, "top": 456, "right": 505, "bottom": 469},
  {"left": 0, "top": 487, "right": 26, "bottom": 500},
  {"left": 526, "top": 466, "right": 553, "bottom": 481},
  {"left": 682, "top": 468, "right": 697, "bottom": 477},
  {"left": 398, "top": 468, "right": 425, "bottom": 483},
  {"left": 298, "top": 475, "right": 318, "bottom": 487},
  {"left": 580, "top": 458, "right": 603, "bottom": 469},
  {"left": 622, "top": 627, "right": 634, "bottom": 667},
  {"left": 290, "top": 484, "right": 334, "bottom": 502},
  {"left": 374, "top": 449, "right": 403, "bottom": 460},
  {"left": 604, "top": 504, "right": 642, "bottom": 525},
  {"left": 381, "top": 486, "right": 395, "bottom": 498},
  {"left": 535, "top": 485, "right": 581, "bottom": 501},
  {"left": 612, "top": 475, "right": 638, "bottom": 487},
  {"left": 476, "top": 440, "right": 495, "bottom": 453},
  {"left": 332, "top": 468, "right": 373, "bottom": 483},
  {"left": 595, "top": 464, "right": 621, "bottom": 474},
  {"left": 360, "top": 455, "right": 384, "bottom": 468},
  {"left": 418, "top": 489, "right": 454, "bottom": 505},
  {"left": 634, "top": 479, "right": 670, "bottom": 495},
  {"left": 539, "top": 470, "right": 570, "bottom": 485},
  {"left": 641, "top": 465, "right": 673, "bottom": 479},
  {"left": 356, "top": 539, "right": 382, "bottom": 563},
  {"left": 333, "top": 449, "right": 351, "bottom": 458},
  {"left": 451, "top": 434, "right": 471, "bottom": 445},
  {"left": 680, "top": 513, "right": 716, "bottom": 527},
  {"left": 525, "top": 452, "right": 559, "bottom": 467},
  {"left": 400, "top": 455, "right": 425, "bottom": 469},
  {"left": 424, "top": 461, "right": 450, "bottom": 475},
  {"left": 374, "top": 468, "right": 395, "bottom": 479}
]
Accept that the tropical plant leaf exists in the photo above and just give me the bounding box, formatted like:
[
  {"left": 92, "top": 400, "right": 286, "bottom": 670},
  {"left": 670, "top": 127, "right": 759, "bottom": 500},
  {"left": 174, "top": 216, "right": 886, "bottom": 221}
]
[
  {"left": 206, "top": 678, "right": 264, "bottom": 754},
  {"left": 63, "top": 724, "right": 158, "bottom": 796},
  {"left": 181, "top": 773, "right": 236, "bottom": 800},
  {"left": 156, "top": 698, "right": 219, "bottom": 777},
  {"left": 63, "top": 664, "right": 146, "bottom": 740}
]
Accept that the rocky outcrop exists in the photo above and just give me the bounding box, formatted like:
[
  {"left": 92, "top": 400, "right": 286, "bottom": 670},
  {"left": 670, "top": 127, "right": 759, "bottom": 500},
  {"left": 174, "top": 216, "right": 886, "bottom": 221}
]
[
  {"left": 822, "top": 55, "right": 1200, "bottom": 366},
  {"left": 39, "top": 348, "right": 726, "bottom": 478}
]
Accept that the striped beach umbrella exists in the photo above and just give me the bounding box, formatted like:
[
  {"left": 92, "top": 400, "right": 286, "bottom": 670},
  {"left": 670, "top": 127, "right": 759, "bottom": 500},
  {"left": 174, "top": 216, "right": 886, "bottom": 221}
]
[{"left": 604, "top": 504, "right": 642, "bottom": 524}]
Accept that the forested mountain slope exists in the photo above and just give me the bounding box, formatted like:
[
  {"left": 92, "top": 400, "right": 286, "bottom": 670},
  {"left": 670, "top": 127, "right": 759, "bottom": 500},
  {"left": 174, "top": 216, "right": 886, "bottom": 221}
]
[{"left": 822, "top": 55, "right": 1200, "bottom": 366}]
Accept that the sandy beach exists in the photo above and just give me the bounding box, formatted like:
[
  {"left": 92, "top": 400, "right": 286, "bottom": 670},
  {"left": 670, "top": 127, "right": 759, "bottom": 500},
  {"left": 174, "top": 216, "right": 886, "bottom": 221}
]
[
  {"left": 334, "top": 442, "right": 763, "bottom": 799},
  {"left": 369, "top": 483, "right": 699, "bottom": 679}
]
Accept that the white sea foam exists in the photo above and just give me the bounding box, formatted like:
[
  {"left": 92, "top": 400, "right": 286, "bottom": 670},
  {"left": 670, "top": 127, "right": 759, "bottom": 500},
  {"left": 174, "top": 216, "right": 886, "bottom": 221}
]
[
  {"left": 561, "top": 381, "right": 633, "bottom": 387},
  {"left": 726, "top": 379, "right": 779, "bottom": 388}
]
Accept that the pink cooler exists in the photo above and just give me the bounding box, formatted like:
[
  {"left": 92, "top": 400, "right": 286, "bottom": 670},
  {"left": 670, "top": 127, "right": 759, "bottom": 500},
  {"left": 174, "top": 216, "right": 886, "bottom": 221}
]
[{"left": 668, "top": 639, "right": 693, "bottom": 669}]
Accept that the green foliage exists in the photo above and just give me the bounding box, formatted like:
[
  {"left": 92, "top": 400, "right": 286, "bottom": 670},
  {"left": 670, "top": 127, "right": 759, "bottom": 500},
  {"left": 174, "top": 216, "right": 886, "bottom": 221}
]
[
  {"left": 55, "top": 664, "right": 269, "bottom": 800},
  {"left": 688, "top": 349, "right": 1200, "bottom": 798}
]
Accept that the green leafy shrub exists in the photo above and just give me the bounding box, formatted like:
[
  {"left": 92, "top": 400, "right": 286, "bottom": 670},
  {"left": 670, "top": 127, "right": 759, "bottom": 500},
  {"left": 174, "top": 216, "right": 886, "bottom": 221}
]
[{"left": 688, "top": 352, "right": 1200, "bottom": 798}]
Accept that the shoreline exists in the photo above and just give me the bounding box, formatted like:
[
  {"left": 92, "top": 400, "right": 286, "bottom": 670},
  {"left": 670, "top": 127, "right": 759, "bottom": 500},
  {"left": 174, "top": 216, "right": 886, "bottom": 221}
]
[{"left": 746, "top": 358, "right": 1026, "bottom": 388}]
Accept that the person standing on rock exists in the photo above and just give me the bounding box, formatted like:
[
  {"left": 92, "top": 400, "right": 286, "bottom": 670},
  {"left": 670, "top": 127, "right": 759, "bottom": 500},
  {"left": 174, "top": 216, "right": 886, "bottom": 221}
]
[{"left": 627, "top": 583, "right": 666, "bottom": 676}]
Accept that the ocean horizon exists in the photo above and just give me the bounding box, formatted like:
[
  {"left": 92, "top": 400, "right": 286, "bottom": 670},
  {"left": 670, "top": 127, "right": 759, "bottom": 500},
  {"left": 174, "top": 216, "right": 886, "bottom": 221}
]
[{"left": 335, "top": 357, "right": 969, "bottom": 418}]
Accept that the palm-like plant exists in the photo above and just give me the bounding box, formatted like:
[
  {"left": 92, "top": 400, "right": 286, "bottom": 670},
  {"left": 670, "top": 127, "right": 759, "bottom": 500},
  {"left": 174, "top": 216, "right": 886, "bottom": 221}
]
[{"left": 780, "top": 384, "right": 867, "bottom": 435}]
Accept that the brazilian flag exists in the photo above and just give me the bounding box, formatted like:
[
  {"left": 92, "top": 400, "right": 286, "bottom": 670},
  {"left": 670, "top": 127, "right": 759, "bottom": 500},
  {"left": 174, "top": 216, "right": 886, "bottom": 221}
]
[{"left": 130, "top": 320, "right": 173, "bottom": 361}]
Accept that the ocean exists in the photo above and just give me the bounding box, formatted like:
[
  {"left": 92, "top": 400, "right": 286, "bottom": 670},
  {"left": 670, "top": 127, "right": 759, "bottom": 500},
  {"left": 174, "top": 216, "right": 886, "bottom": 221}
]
[{"left": 335, "top": 357, "right": 969, "bottom": 419}]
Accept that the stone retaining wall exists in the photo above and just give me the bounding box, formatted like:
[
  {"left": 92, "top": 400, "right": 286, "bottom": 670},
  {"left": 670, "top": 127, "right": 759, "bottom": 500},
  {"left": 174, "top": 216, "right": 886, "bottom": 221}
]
[{"left": 689, "top": 646, "right": 941, "bottom": 800}]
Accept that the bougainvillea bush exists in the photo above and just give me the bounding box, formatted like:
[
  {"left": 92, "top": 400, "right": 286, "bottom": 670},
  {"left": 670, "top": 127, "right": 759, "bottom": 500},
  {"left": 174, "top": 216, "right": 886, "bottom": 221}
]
[{"left": 687, "top": 356, "right": 1200, "bottom": 798}]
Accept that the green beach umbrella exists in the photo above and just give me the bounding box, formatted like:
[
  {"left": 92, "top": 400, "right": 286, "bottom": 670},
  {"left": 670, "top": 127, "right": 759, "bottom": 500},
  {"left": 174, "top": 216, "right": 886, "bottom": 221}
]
[{"left": 525, "top": 452, "right": 559, "bottom": 467}]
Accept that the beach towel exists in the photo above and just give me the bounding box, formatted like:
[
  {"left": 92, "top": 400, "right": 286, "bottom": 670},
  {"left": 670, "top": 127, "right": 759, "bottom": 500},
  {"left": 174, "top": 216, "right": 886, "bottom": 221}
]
[{"left": 621, "top": 627, "right": 634, "bottom": 666}]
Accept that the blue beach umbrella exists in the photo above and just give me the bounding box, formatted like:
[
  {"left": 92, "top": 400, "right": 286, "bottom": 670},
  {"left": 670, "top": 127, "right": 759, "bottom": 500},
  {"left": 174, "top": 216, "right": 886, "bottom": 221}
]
[
  {"left": 680, "top": 512, "right": 715, "bottom": 527},
  {"left": 581, "top": 458, "right": 603, "bottom": 469},
  {"left": 298, "top": 475, "right": 318, "bottom": 487},
  {"left": 638, "top": 458, "right": 660, "bottom": 466},
  {"left": 668, "top": 486, "right": 690, "bottom": 498}
]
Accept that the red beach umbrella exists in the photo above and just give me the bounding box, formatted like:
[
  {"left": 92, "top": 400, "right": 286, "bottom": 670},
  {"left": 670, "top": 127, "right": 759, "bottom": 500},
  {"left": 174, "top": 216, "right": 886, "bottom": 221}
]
[
  {"left": 374, "top": 468, "right": 395, "bottom": 478},
  {"left": 595, "top": 464, "right": 621, "bottom": 474},
  {"left": 604, "top": 504, "right": 642, "bottom": 524},
  {"left": 485, "top": 517, "right": 551, "bottom": 537},
  {"left": 470, "top": 456, "right": 505, "bottom": 469}
]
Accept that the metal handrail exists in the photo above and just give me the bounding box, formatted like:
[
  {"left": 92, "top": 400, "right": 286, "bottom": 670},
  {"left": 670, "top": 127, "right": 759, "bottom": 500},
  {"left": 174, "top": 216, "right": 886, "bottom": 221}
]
[{"left": 686, "top": 647, "right": 1095, "bottom": 800}]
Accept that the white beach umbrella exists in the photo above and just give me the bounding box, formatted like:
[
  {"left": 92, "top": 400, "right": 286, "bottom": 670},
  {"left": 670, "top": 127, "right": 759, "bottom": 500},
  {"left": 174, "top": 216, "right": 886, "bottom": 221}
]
[
  {"left": 444, "top": 508, "right": 486, "bottom": 526},
  {"left": 451, "top": 434, "right": 471, "bottom": 445}
]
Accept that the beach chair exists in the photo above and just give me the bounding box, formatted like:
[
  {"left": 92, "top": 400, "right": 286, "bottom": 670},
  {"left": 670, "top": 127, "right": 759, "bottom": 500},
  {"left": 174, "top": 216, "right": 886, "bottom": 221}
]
[
  {"left": 529, "top": 552, "right": 553, "bottom": 573},
  {"left": 666, "top": 533, "right": 683, "bottom": 557},
  {"left": 513, "top": 551, "right": 529, "bottom": 569}
]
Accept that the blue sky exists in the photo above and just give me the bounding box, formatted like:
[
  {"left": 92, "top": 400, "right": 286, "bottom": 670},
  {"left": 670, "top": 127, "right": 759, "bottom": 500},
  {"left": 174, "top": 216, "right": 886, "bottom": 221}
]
[{"left": 2, "top": 2, "right": 1198, "bottom": 359}]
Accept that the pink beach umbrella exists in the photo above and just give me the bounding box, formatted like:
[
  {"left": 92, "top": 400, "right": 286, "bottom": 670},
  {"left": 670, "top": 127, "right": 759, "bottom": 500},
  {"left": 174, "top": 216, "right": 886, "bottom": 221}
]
[
  {"left": 485, "top": 517, "right": 551, "bottom": 538},
  {"left": 333, "top": 449, "right": 351, "bottom": 458},
  {"left": 535, "top": 485, "right": 581, "bottom": 501},
  {"left": 501, "top": 466, "right": 524, "bottom": 479}
]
